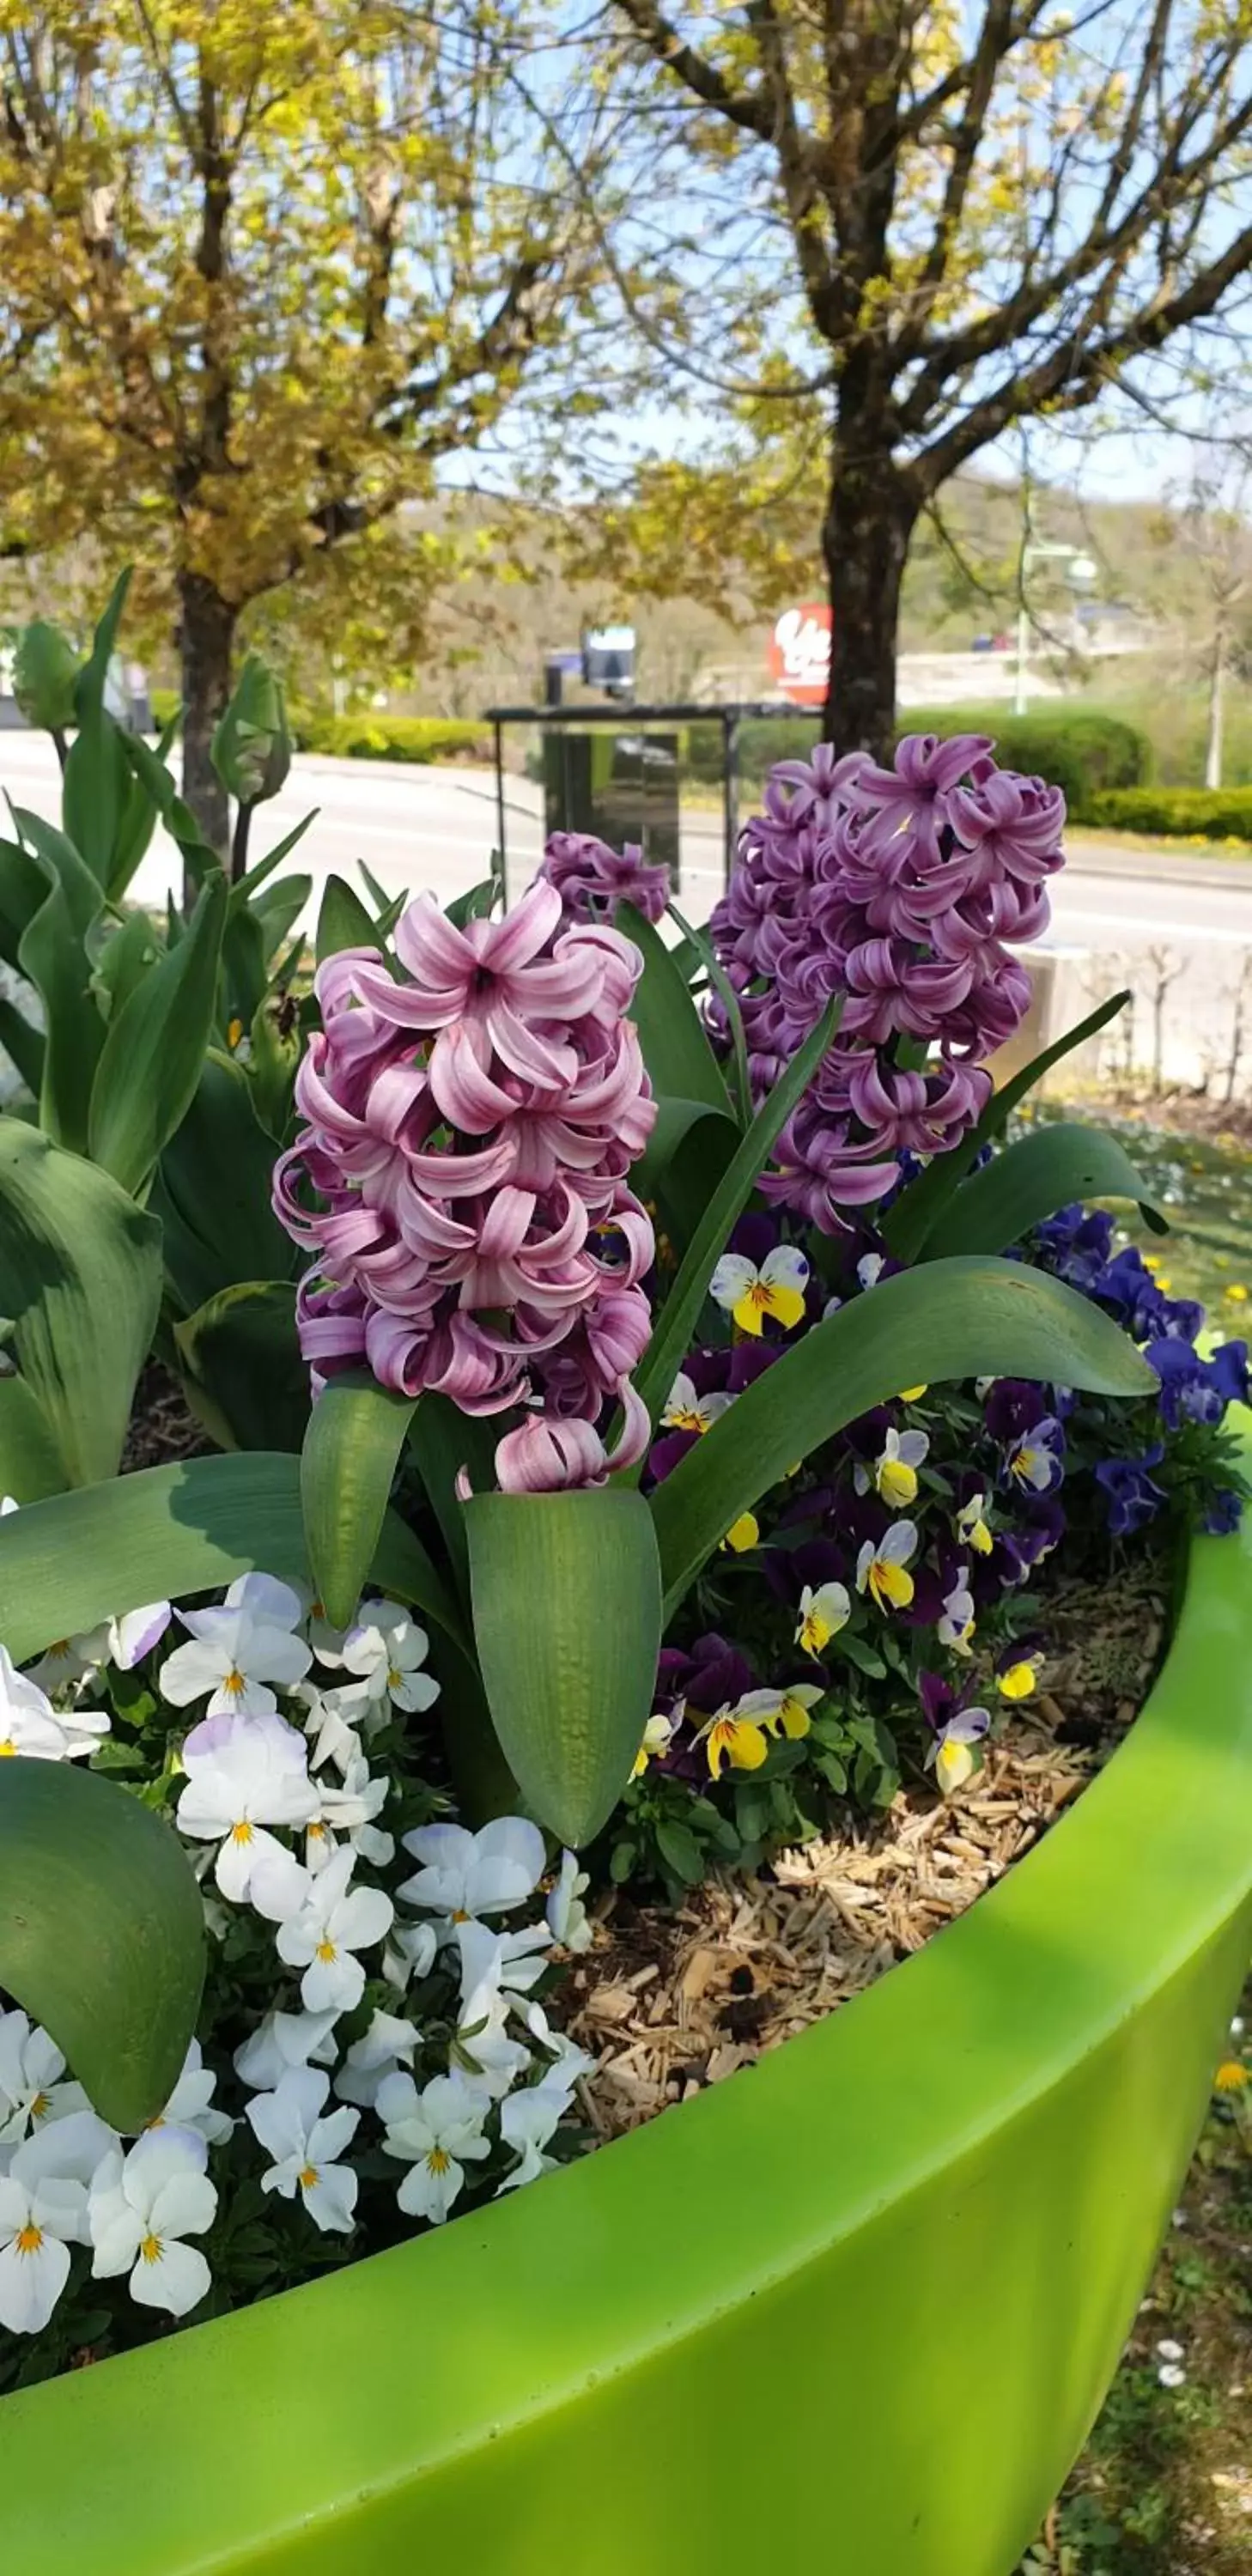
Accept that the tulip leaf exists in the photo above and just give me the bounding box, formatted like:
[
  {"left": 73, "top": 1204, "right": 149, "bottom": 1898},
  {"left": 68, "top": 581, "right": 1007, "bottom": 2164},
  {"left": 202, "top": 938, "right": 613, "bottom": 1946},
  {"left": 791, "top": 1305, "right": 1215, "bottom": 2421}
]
[
  {"left": 63, "top": 568, "right": 133, "bottom": 884},
  {"left": 633, "top": 997, "right": 840, "bottom": 1433},
  {"left": 633, "top": 1096, "right": 740, "bottom": 1253},
  {"left": 0, "top": 994, "right": 45, "bottom": 1099},
  {"left": 108, "top": 713, "right": 182, "bottom": 903},
  {"left": 0, "top": 1452, "right": 459, "bottom": 1664},
  {"left": 649, "top": 1256, "right": 1157, "bottom": 1619},
  {"left": 919, "top": 1123, "right": 1167, "bottom": 1263},
  {"left": 883, "top": 989, "right": 1131, "bottom": 1262},
  {"left": 0, "top": 1759, "right": 204, "bottom": 2130},
  {"left": 13, "top": 811, "right": 106, "bottom": 1149},
  {"left": 0, "top": 1118, "right": 162, "bottom": 1485},
  {"left": 155, "top": 1052, "right": 297, "bottom": 1312},
  {"left": 317, "top": 873, "right": 378, "bottom": 962},
  {"left": 88, "top": 872, "right": 228, "bottom": 1195},
  {"left": 465, "top": 1487, "right": 662, "bottom": 1844},
  {"left": 616, "top": 902, "right": 734, "bottom": 1115},
  {"left": 0, "top": 1375, "right": 70, "bottom": 1501},
  {"left": 301, "top": 1373, "right": 418, "bottom": 1629},
  {"left": 174, "top": 1281, "right": 308, "bottom": 1454},
  {"left": 252, "top": 873, "right": 310, "bottom": 963}
]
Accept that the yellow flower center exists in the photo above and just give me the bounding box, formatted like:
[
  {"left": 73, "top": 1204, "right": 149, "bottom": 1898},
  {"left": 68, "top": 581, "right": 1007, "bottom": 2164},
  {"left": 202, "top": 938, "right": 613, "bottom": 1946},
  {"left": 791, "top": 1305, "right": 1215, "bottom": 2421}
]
[
  {"left": 451, "top": 1906, "right": 471, "bottom": 1923},
  {"left": 1011, "top": 1450, "right": 1039, "bottom": 1485},
  {"left": 222, "top": 1668, "right": 246, "bottom": 1698},
  {"left": 298, "top": 2164, "right": 319, "bottom": 2190},
  {"left": 15, "top": 2222, "right": 42, "bottom": 2256},
  {"left": 0, "top": 1739, "right": 15, "bottom": 1757},
  {"left": 387, "top": 1667, "right": 403, "bottom": 1689},
  {"left": 307, "top": 1821, "right": 327, "bottom": 1842},
  {"left": 48, "top": 1641, "right": 69, "bottom": 1660},
  {"left": 28, "top": 2092, "right": 49, "bottom": 2123},
  {"left": 230, "top": 1819, "right": 254, "bottom": 1844},
  {"left": 427, "top": 2146, "right": 452, "bottom": 2175},
  {"left": 315, "top": 1938, "right": 337, "bottom": 1963},
  {"left": 670, "top": 1407, "right": 708, "bottom": 1434},
  {"left": 139, "top": 2232, "right": 163, "bottom": 2264}
]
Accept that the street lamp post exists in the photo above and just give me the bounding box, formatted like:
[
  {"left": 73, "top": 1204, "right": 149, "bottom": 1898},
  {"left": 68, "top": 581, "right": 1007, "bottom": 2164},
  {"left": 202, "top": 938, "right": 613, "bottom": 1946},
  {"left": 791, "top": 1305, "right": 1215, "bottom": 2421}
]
[{"left": 1013, "top": 542, "right": 1098, "bottom": 715}]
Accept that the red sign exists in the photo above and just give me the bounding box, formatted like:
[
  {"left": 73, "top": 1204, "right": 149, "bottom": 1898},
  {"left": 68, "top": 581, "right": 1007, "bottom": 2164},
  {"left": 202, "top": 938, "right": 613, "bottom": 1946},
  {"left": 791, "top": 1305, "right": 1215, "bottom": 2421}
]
[{"left": 766, "top": 603, "right": 831, "bottom": 706}]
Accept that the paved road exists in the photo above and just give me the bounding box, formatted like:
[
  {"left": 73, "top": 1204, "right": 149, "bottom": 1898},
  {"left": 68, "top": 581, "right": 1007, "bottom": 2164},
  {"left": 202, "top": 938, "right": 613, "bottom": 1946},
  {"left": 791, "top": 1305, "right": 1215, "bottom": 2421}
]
[{"left": 2, "top": 731, "right": 1249, "bottom": 1087}]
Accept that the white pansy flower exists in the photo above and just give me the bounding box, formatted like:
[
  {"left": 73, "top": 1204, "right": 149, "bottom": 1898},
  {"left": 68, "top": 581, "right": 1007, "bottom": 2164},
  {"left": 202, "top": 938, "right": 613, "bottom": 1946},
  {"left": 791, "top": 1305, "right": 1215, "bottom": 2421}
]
[
  {"left": 795, "top": 1582, "right": 851, "bottom": 1659},
  {"left": 630, "top": 1710, "right": 676, "bottom": 1778},
  {"left": 398, "top": 1817, "right": 546, "bottom": 1925},
  {"left": 377, "top": 2069, "right": 490, "bottom": 2224},
  {"left": 523, "top": 2005, "right": 596, "bottom": 2101},
  {"left": 856, "top": 1519, "right": 918, "bottom": 1613},
  {"left": 337, "top": 1601, "right": 441, "bottom": 1718},
  {"left": 497, "top": 2086, "right": 566, "bottom": 2193},
  {"left": 456, "top": 1916, "right": 551, "bottom": 2007},
  {"left": 938, "top": 1579, "right": 976, "bottom": 1655},
  {"left": 89, "top": 2128, "right": 216, "bottom": 2317},
  {"left": 246, "top": 2066, "right": 360, "bottom": 2234},
  {"left": 333, "top": 2011, "right": 422, "bottom": 2110},
  {"left": 275, "top": 1845, "right": 393, "bottom": 2014},
  {"left": 709, "top": 1242, "right": 809, "bottom": 1336},
  {"left": 382, "top": 1918, "right": 441, "bottom": 1995},
  {"left": 306, "top": 1753, "right": 392, "bottom": 1875},
  {"left": 857, "top": 1252, "right": 884, "bottom": 1291},
  {"left": 454, "top": 1926, "right": 535, "bottom": 2097},
  {"left": 659, "top": 1372, "right": 733, "bottom": 1436},
  {"left": 545, "top": 1849, "right": 593, "bottom": 1953},
  {"left": 233, "top": 2008, "right": 339, "bottom": 2093},
  {"left": 0, "top": 1648, "right": 109, "bottom": 1761},
  {"left": 296, "top": 1681, "right": 365, "bottom": 1777},
  {"left": 160, "top": 1592, "right": 312, "bottom": 1721},
  {"left": 106, "top": 1601, "right": 173, "bottom": 1670},
  {"left": 27, "top": 1626, "right": 110, "bottom": 1695},
  {"left": 224, "top": 1573, "right": 308, "bottom": 1631},
  {"left": 0, "top": 2009, "right": 88, "bottom": 2146},
  {"left": 0, "top": 2139, "right": 88, "bottom": 2334},
  {"left": 176, "top": 1712, "right": 318, "bottom": 1915},
  {"left": 145, "top": 2040, "right": 233, "bottom": 2147}
]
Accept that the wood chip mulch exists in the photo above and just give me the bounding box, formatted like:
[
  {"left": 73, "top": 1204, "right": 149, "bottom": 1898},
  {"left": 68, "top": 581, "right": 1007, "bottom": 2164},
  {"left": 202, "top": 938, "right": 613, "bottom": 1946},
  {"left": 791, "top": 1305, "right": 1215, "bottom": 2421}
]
[{"left": 563, "top": 1557, "right": 1167, "bottom": 2142}]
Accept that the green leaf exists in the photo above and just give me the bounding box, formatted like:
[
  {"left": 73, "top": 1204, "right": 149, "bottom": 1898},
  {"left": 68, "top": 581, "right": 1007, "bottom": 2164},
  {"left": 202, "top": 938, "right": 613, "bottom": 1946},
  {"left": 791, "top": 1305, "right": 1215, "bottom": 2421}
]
[
  {"left": 64, "top": 569, "right": 133, "bottom": 884},
  {"left": 252, "top": 874, "right": 310, "bottom": 963},
  {"left": 633, "top": 997, "right": 840, "bottom": 1432},
  {"left": 155, "top": 1052, "right": 296, "bottom": 1311},
  {"left": 655, "top": 1817, "right": 706, "bottom": 1885},
  {"left": 649, "top": 1256, "right": 1157, "bottom": 1619},
  {"left": 0, "top": 1375, "right": 69, "bottom": 1500},
  {"left": 174, "top": 1281, "right": 308, "bottom": 1453},
  {"left": 0, "top": 1759, "right": 204, "bottom": 2130},
  {"left": 666, "top": 898, "right": 751, "bottom": 1127},
  {"left": 0, "top": 994, "right": 44, "bottom": 1098},
  {"left": 920, "top": 1122, "right": 1167, "bottom": 1262},
  {"left": 92, "top": 908, "right": 161, "bottom": 1024},
  {"left": 883, "top": 990, "right": 1131, "bottom": 1262},
  {"left": 108, "top": 712, "right": 182, "bottom": 903},
  {"left": 616, "top": 902, "right": 733, "bottom": 1115},
  {"left": 0, "top": 1118, "right": 162, "bottom": 1485},
  {"left": 407, "top": 1394, "right": 500, "bottom": 1601},
  {"left": 0, "top": 1452, "right": 456, "bottom": 1662},
  {"left": 120, "top": 732, "right": 221, "bottom": 883},
  {"left": 228, "top": 811, "right": 316, "bottom": 911},
  {"left": 15, "top": 858, "right": 103, "bottom": 1149},
  {"left": 633, "top": 1096, "right": 739, "bottom": 1252},
  {"left": 88, "top": 873, "right": 228, "bottom": 1194},
  {"left": 317, "top": 873, "right": 378, "bottom": 961},
  {"left": 465, "top": 1486, "right": 662, "bottom": 1845},
  {"left": 0, "top": 835, "right": 52, "bottom": 970},
  {"left": 301, "top": 1372, "right": 417, "bottom": 1629},
  {"left": 446, "top": 877, "right": 500, "bottom": 929}
]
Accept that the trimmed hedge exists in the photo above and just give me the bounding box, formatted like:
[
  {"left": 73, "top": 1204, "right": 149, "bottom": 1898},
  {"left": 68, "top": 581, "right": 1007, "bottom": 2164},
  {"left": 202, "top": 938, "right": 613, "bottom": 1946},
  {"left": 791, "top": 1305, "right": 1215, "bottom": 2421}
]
[
  {"left": 686, "top": 704, "right": 1149, "bottom": 823},
  {"left": 1088, "top": 785, "right": 1252, "bottom": 843},
  {"left": 146, "top": 696, "right": 491, "bottom": 766},
  {"left": 290, "top": 711, "right": 492, "bottom": 763}
]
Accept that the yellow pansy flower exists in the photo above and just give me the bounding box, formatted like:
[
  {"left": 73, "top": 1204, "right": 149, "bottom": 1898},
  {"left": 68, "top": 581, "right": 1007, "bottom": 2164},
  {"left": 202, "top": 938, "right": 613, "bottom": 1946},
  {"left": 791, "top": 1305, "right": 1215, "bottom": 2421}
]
[
  {"left": 795, "top": 1582, "right": 851, "bottom": 1658},
  {"left": 709, "top": 1244, "right": 810, "bottom": 1337},
  {"left": 856, "top": 1521, "right": 917, "bottom": 1613}
]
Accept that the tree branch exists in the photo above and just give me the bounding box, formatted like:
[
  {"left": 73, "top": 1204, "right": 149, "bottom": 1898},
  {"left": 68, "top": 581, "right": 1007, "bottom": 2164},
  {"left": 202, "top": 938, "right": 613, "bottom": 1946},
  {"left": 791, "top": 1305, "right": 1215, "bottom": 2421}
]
[{"left": 613, "top": 0, "right": 780, "bottom": 143}]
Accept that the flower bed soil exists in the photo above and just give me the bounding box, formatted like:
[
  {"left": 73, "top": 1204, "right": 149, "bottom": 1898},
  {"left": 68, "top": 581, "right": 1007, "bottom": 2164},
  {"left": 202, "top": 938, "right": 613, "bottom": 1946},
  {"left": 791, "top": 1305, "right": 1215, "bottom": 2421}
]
[{"left": 565, "top": 1556, "right": 1168, "bottom": 2142}]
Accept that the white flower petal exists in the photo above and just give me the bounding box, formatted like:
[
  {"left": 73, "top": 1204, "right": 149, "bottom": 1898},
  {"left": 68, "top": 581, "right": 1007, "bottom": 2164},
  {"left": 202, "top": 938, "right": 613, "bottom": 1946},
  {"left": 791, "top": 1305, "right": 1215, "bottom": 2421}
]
[
  {"left": 0, "top": 2230, "right": 70, "bottom": 2332},
  {"left": 302, "top": 2161, "right": 358, "bottom": 2234},
  {"left": 128, "top": 2235, "right": 211, "bottom": 2317}
]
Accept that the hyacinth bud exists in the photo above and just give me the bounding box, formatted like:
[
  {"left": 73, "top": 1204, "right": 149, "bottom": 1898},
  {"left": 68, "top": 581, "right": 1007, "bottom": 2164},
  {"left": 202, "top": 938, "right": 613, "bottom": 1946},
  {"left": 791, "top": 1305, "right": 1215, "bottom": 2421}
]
[
  {"left": 211, "top": 652, "right": 291, "bottom": 805},
  {"left": 12, "top": 622, "right": 79, "bottom": 733}
]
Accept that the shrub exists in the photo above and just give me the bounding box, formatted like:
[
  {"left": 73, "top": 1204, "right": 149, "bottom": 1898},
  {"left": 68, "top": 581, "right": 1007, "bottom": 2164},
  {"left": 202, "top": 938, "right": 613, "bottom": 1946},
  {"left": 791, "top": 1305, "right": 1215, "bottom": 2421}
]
[
  {"left": 290, "top": 710, "right": 493, "bottom": 763},
  {"left": 685, "top": 705, "right": 1149, "bottom": 820},
  {"left": 1088, "top": 785, "right": 1252, "bottom": 842}
]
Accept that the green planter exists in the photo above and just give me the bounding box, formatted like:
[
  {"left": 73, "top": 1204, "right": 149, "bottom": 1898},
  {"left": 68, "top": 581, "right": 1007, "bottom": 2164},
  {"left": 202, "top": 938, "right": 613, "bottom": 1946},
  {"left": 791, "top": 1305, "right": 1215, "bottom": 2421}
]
[{"left": 5, "top": 1503, "right": 1252, "bottom": 2575}]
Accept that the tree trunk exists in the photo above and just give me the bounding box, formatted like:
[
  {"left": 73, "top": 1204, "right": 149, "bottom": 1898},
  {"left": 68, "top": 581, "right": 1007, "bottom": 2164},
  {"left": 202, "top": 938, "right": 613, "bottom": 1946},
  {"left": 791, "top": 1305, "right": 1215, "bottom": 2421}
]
[
  {"left": 822, "top": 432, "right": 919, "bottom": 757},
  {"left": 177, "top": 570, "right": 236, "bottom": 857},
  {"left": 1205, "top": 623, "right": 1225, "bottom": 792}
]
